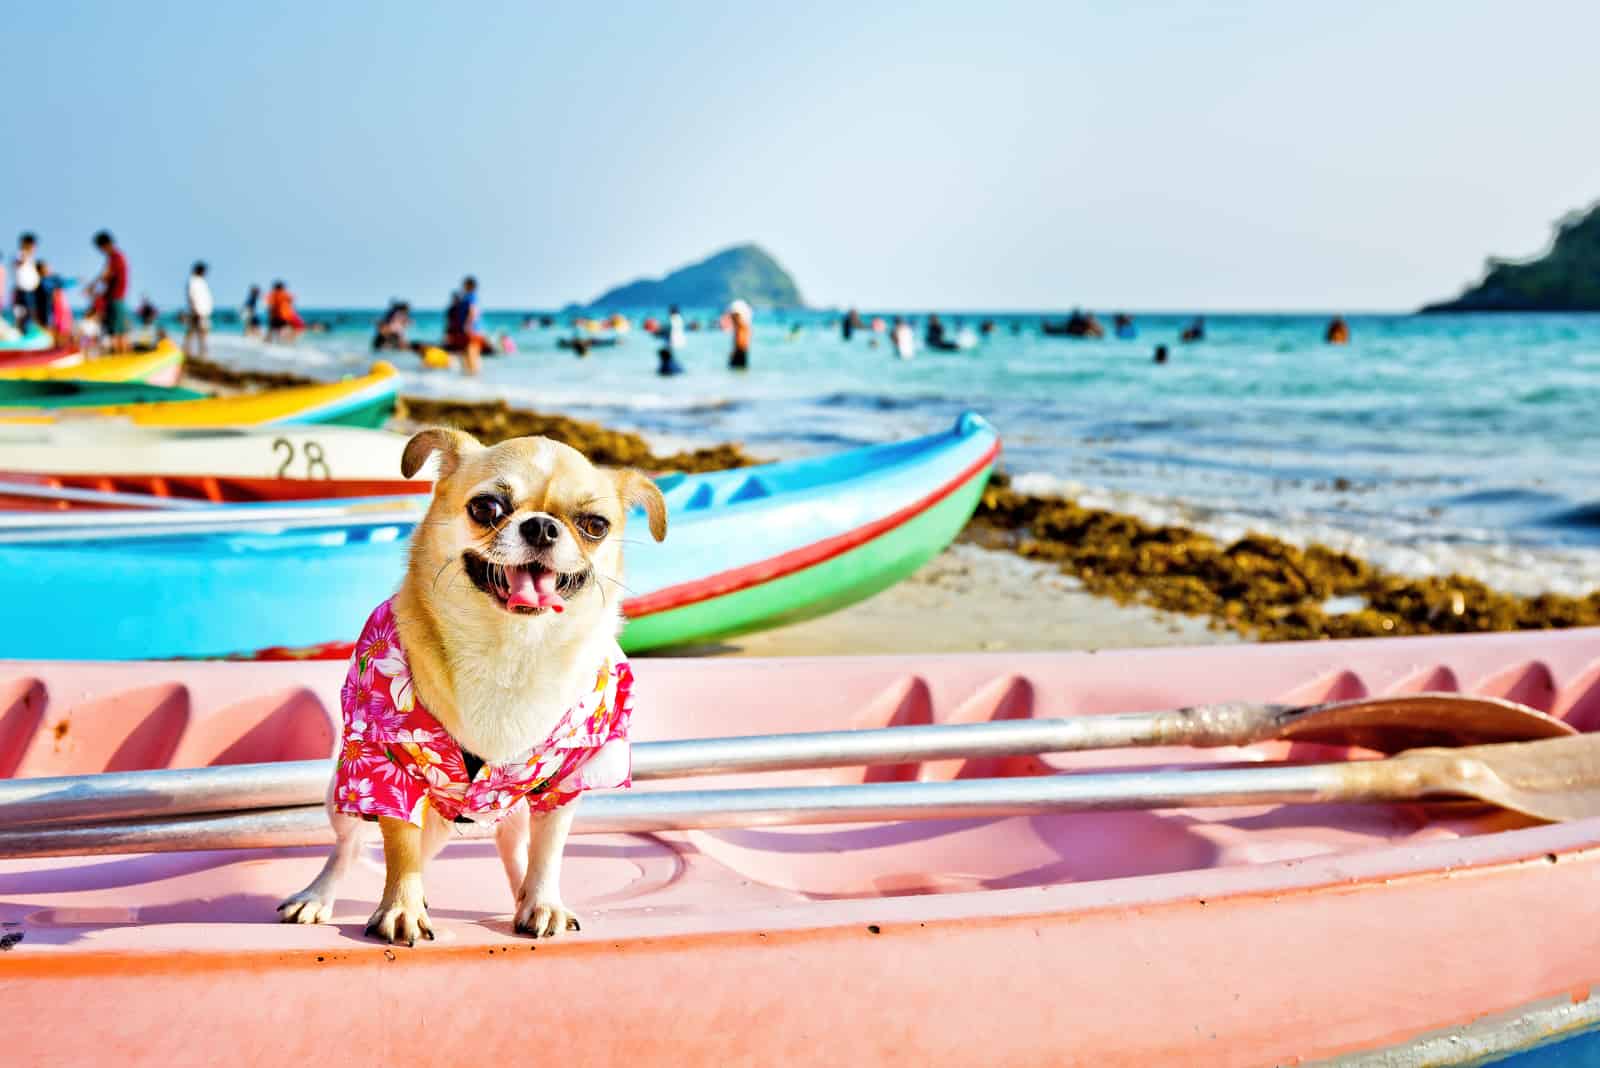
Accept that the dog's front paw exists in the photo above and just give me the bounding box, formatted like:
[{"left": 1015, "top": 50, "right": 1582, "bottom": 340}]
[
  {"left": 514, "top": 892, "right": 581, "bottom": 939},
  {"left": 364, "top": 884, "right": 434, "bottom": 946},
  {"left": 277, "top": 889, "right": 336, "bottom": 925}
]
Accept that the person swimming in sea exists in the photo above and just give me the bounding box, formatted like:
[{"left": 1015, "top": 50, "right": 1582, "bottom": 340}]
[
  {"left": 1180, "top": 316, "right": 1205, "bottom": 343},
  {"left": 1114, "top": 313, "right": 1136, "bottom": 339},
  {"left": 1153, "top": 344, "right": 1169, "bottom": 364},
  {"left": 1325, "top": 315, "right": 1350, "bottom": 345},
  {"left": 842, "top": 307, "right": 862, "bottom": 341},
  {"left": 372, "top": 300, "right": 411, "bottom": 351}
]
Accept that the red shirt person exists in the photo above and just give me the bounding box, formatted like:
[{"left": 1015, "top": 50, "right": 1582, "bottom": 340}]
[{"left": 93, "top": 230, "right": 130, "bottom": 351}]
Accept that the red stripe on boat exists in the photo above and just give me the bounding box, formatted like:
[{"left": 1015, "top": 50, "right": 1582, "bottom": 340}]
[{"left": 623, "top": 439, "right": 1000, "bottom": 616}]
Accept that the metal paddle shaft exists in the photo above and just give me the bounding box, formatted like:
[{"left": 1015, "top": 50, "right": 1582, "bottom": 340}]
[
  {"left": 4, "top": 732, "right": 1599, "bottom": 858},
  {"left": 0, "top": 694, "right": 1572, "bottom": 830},
  {"left": 0, "top": 499, "right": 424, "bottom": 543}
]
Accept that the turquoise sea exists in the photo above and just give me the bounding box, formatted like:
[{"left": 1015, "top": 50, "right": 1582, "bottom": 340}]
[{"left": 209, "top": 310, "right": 1600, "bottom": 595}]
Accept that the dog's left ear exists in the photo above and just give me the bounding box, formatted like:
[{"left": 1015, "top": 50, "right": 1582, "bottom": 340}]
[
  {"left": 402, "top": 427, "right": 481, "bottom": 480},
  {"left": 612, "top": 469, "right": 667, "bottom": 542}
]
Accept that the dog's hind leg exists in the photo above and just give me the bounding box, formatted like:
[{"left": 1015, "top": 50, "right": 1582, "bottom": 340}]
[
  {"left": 493, "top": 801, "right": 530, "bottom": 896},
  {"left": 277, "top": 778, "right": 366, "bottom": 925}
]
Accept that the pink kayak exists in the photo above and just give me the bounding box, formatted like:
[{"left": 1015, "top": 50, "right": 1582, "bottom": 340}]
[{"left": 3, "top": 629, "right": 1600, "bottom": 1065}]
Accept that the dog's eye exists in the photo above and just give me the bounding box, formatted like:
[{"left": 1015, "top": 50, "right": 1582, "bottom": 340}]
[
  {"left": 467, "top": 495, "right": 508, "bottom": 527},
  {"left": 575, "top": 514, "right": 610, "bottom": 540}
]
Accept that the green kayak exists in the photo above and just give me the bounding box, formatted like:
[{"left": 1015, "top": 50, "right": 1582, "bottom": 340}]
[{"left": 0, "top": 380, "right": 207, "bottom": 410}]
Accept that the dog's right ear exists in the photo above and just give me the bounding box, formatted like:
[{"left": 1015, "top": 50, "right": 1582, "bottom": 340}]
[{"left": 402, "top": 427, "right": 481, "bottom": 480}]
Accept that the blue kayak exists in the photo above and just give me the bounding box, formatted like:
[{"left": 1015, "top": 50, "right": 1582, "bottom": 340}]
[{"left": 0, "top": 413, "right": 1000, "bottom": 658}]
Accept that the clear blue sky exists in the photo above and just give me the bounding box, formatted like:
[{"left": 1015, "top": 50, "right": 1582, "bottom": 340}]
[{"left": 3, "top": 1, "right": 1597, "bottom": 311}]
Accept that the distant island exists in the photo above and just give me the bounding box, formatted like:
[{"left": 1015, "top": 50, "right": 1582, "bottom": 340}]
[
  {"left": 574, "top": 243, "right": 804, "bottom": 311},
  {"left": 1423, "top": 202, "right": 1600, "bottom": 312}
]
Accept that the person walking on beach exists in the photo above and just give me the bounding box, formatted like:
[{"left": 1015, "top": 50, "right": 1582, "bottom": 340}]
[
  {"left": 11, "top": 232, "right": 40, "bottom": 331},
  {"left": 444, "top": 275, "right": 487, "bottom": 375},
  {"left": 727, "top": 299, "right": 752, "bottom": 369},
  {"left": 184, "top": 261, "right": 213, "bottom": 358},
  {"left": 242, "top": 285, "right": 262, "bottom": 337},
  {"left": 92, "top": 231, "right": 131, "bottom": 352}
]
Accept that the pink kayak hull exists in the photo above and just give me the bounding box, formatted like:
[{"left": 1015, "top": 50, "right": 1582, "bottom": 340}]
[{"left": 3, "top": 629, "right": 1600, "bottom": 1065}]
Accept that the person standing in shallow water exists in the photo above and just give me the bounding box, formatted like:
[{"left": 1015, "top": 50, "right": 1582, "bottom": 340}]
[
  {"left": 728, "top": 300, "right": 752, "bottom": 369},
  {"left": 656, "top": 304, "right": 685, "bottom": 375},
  {"left": 242, "top": 285, "right": 262, "bottom": 337},
  {"left": 444, "top": 275, "right": 487, "bottom": 376}
]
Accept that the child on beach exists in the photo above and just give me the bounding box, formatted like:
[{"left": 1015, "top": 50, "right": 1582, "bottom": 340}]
[
  {"left": 34, "top": 261, "right": 71, "bottom": 345},
  {"left": 11, "top": 232, "right": 40, "bottom": 330}
]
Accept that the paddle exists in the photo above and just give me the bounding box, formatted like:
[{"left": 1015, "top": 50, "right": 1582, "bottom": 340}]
[
  {"left": 3, "top": 731, "right": 1597, "bottom": 858},
  {"left": 0, "top": 693, "right": 1571, "bottom": 829}
]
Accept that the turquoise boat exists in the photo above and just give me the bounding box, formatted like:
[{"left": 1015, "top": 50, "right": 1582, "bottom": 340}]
[
  {"left": 0, "top": 326, "right": 56, "bottom": 353},
  {"left": 0, "top": 413, "right": 1000, "bottom": 658}
]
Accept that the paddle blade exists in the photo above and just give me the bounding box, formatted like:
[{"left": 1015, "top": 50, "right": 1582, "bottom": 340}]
[
  {"left": 1403, "top": 733, "right": 1600, "bottom": 823},
  {"left": 1277, "top": 693, "right": 1575, "bottom": 753}
]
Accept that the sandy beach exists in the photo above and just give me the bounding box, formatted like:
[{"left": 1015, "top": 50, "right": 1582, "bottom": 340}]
[{"left": 693, "top": 541, "right": 1233, "bottom": 657}]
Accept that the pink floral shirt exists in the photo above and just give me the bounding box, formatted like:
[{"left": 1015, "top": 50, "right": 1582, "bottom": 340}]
[{"left": 333, "top": 598, "right": 633, "bottom": 827}]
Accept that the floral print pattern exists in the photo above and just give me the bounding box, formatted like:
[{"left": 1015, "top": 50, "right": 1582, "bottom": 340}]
[{"left": 333, "top": 598, "right": 634, "bottom": 826}]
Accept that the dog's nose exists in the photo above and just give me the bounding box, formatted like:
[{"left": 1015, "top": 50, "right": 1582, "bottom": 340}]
[{"left": 520, "top": 515, "right": 562, "bottom": 548}]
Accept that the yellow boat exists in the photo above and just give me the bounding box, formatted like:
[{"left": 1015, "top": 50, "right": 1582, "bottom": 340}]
[
  {"left": 0, "top": 342, "right": 185, "bottom": 387},
  {"left": 0, "top": 362, "right": 400, "bottom": 429}
]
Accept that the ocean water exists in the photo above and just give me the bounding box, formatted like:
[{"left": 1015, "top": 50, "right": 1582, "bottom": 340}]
[{"left": 208, "top": 310, "right": 1600, "bottom": 596}]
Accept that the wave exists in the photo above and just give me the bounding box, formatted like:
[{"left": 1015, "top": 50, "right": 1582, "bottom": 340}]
[
  {"left": 1536, "top": 502, "right": 1600, "bottom": 531},
  {"left": 814, "top": 392, "right": 947, "bottom": 411}
]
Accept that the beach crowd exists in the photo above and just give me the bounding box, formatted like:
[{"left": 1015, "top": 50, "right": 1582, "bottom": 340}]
[{"left": 5, "top": 231, "right": 1354, "bottom": 375}]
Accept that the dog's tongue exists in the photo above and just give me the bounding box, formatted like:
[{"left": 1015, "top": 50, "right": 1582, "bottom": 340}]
[{"left": 506, "top": 566, "right": 565, "bottom": 613}]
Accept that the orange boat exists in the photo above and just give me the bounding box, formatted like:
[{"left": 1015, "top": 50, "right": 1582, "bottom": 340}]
[
  {"left": 0, "top": 471, "right": 426, "bottom": 510},
  {"left": 0, "top": 346, "right": 82, "bottom": 371},
  {"left": 3, "top": 629, "right": 1600, "bottom": 1064}
]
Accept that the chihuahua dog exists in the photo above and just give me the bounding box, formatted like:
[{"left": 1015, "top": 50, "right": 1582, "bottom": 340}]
[{"left": 278, "top": 427, "right": 666, "bottom": 945}]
